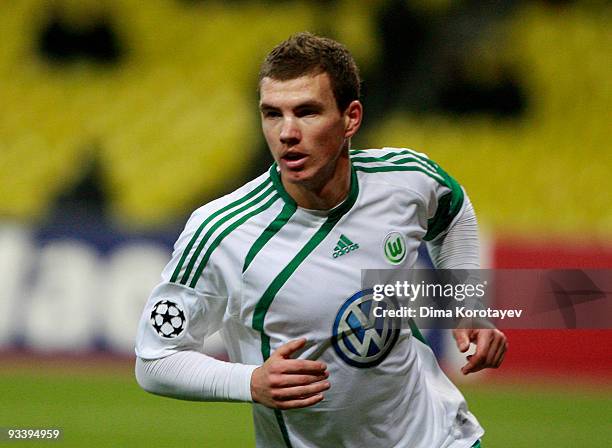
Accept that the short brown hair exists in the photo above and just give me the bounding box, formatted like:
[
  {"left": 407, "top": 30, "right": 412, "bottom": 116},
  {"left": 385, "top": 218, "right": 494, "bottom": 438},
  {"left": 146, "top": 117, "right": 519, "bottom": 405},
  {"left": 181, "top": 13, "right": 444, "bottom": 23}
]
[{"left": 259, "top": 32, "right": 361, "bottom": 112}]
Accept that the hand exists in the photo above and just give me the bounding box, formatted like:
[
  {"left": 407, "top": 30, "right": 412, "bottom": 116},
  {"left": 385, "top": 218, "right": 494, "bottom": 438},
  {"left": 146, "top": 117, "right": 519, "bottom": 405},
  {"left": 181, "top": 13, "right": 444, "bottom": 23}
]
[
  {"left": 453, "top": 322, "right": 508, "bottom": 375},
  {"left": 250, "top": 338, "right": 330, "bottom": 410}
]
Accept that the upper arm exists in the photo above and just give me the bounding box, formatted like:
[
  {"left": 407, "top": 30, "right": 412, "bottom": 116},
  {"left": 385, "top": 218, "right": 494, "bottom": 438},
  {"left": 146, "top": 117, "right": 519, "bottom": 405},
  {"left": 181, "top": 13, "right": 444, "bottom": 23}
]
[
  {"left": 135, "top": 208, "right": 229, "bottom": 360},
  {"left": 421, "top": 160, "right": 465, "bottom": 242},
  {"left": 135, "top": 282, "right": 227, "bottom": 360}
]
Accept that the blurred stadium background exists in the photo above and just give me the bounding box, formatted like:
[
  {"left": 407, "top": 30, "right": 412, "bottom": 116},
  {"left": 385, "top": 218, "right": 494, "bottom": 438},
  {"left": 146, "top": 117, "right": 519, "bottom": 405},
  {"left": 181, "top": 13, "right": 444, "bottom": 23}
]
[{"left": 1, "top": 0, "right": 610, "bottom": 446}]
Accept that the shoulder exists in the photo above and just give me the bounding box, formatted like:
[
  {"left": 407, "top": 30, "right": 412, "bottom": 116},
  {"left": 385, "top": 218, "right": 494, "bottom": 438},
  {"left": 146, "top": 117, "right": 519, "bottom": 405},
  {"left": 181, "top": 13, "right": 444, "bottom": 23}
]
[
  {"left": 168, "top": 170, "right": 276, "bottom": 290},
  {"left": 172, "top": 168, "right": 274, "bottom": 268},
  {"left": 350, "top": 147, "right": 456, "bottom": 193},
  {"left": 185, "top": 170, "right": 274, "bottom": 231},
  {"left": 351, "top": 148, "right": 466, "bottom": 240}
]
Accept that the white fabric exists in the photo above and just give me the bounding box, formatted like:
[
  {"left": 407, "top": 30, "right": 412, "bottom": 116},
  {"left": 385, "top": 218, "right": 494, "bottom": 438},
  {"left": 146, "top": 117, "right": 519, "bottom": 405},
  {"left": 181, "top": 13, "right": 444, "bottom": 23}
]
[
  {"left": 135, "top": 351, "right": 256, "bottom": 402},
  {"left": 135, "top": 148, "right": 484, "bottom": 448},
  {"left": 427, "top": 195, "right": 480, "bottom": 269}
]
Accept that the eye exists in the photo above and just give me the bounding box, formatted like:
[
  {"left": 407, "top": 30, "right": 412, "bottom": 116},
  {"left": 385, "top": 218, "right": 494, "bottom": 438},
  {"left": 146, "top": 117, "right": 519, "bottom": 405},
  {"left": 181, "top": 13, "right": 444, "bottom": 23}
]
[
  {"left": 295, "top": 108, "right": 319, "bottom": 118},
  {"left": 261, "top": 108, "right": 281, "bottom": 119}
]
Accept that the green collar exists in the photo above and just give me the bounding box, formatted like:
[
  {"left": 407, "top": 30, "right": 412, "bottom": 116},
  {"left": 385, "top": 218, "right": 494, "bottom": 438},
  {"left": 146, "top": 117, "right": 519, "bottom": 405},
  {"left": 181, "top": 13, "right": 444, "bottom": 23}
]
[{"left": 268, "top": 162, "right": 359, "bottom": 222}]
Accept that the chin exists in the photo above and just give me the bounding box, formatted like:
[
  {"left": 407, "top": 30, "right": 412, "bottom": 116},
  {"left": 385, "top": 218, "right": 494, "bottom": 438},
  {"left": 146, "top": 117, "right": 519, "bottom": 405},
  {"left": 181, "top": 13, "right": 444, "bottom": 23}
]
[
  {"left": 283, "top": 172, "right": 311, "bottom": 185},
  {"left": 280, "top": 166, "right": 312, "bottom": 182}
]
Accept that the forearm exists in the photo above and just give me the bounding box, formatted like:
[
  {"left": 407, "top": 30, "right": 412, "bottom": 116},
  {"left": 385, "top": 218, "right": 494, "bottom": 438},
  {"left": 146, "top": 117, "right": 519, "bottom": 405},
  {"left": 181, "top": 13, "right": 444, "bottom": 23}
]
[
  {"left": 426, "top": 194, "right": 480, "bottom": 269},
  {"left": 135, "top": 351, "right": 258, "bottom": 402}
]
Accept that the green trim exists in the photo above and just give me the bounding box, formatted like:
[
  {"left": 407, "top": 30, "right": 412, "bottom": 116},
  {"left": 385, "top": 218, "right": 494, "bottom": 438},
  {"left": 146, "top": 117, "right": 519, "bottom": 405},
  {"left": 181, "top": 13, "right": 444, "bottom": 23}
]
[
  {"left": 253, "top": 217, "right": 339, "bottom": 335},
  {"left": 254, "top": 165, "right": 359, "bottom": 448},
  {"left": 424, "top": 191, "right": 462, "bottom": 241},
  {"left": 260, "top": 333, "right": 271, "bottom": 360},
  {"left": 408, "top": 318, "right": 428, "bottom": 346},
  {"left": 179, "top": 183, "right": 275, "bottom": 285},
  {"left": 170, "top": 177, "right": 271, "bottom": 283},
  {"left": 351, "top": 149, "right": 464, "bottom": 204},
  {"left": 268, "top": 164, "right": 297, "bottom": 207},
  {"left": 189, "top": 193, "right": 279, "bottom": 288},
  {"left": 352, "top": 157, "right": 464, "bottom": 241},
  {"left": 268, "top": 163, "right": 360, "bottom": 217},
  {"left": 423, "top": 167, "right": 464, "bottom": 241},
  {"left": 242, "top": 202, "right": 297, "bottom": 273},
  {"left": 351, "top": 153, "right": 440, "bottom": 179},
  {"left": 252, "top": 165, "right": 359, "bottom": 335},
  {"left": 378, "top": 155, "right": 442, "bottom": 180},
  {"left": 353, "top": 164, "right": 444, "bottom": 184},
  {"left": 329, "top": 165, "right": 359, "bottom": 221},
  {"left": 274, "top": 409, "right": 294, "bottom": 448},
  {"left": 351, "top": 148, "right": 437, "bottom": 169},
  {"left": 471, "top": 440, "right": 482, "bottom": 448}
]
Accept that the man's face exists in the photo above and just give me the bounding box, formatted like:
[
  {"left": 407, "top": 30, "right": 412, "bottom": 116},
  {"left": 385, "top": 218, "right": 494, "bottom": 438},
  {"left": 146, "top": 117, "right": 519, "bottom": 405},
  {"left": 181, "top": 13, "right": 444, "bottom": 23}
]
[{"left": 259, "top": 73, "right": 358, "bottom": 189}]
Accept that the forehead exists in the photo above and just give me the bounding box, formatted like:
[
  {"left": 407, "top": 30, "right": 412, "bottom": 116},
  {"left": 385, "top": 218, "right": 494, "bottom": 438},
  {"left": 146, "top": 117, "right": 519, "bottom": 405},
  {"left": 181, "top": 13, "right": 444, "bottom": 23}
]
[{"left": 259, "top": 73, "right": 336, "bottom": 108}]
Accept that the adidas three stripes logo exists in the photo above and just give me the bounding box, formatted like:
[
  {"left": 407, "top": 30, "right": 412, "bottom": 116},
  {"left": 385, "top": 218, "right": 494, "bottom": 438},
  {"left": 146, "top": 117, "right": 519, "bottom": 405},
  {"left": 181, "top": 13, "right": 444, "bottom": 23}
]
[{"left": 332, "top": 234, "right": 359, "bottom": 258}]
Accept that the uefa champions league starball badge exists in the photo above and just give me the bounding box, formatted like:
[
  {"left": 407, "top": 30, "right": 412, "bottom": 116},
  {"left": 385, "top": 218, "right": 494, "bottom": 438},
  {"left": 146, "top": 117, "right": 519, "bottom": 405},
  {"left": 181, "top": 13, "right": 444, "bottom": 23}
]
[{"left": 150, "top": 299, "right": 187, "bottom": 338}]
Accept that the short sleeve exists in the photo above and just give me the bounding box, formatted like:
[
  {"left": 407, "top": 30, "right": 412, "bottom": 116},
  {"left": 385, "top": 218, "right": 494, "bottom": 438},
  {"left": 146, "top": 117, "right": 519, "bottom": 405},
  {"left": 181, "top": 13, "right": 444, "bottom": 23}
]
[
  {"left": 135, "top": 209, "right": 228, "bottom": 359},
  {"left": 422, "top": 160, "right": 465, "bottom": 242}
]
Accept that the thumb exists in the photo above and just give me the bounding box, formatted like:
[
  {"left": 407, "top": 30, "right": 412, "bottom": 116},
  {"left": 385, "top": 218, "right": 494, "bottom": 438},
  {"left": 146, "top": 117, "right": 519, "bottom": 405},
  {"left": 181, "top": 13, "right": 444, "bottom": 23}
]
[
  {"left": 453, "top": 330, "right": 471, "bottom": 353},
  {"left": 272, "top": 338, "right": 307, "bottom": 359}
]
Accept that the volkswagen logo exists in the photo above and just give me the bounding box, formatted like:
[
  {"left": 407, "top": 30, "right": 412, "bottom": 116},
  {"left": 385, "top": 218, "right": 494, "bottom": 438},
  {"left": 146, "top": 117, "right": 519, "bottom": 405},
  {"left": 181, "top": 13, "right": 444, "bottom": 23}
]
[{"left": 332, "top": 289, "right": 400, "bottom": 368}]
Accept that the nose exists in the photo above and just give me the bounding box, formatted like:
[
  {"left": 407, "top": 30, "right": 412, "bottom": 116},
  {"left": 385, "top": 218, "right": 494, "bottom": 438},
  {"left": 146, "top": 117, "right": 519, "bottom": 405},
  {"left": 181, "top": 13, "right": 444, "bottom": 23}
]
[{"left": 279, "top": 117, "right": 300, "bottom": 145}]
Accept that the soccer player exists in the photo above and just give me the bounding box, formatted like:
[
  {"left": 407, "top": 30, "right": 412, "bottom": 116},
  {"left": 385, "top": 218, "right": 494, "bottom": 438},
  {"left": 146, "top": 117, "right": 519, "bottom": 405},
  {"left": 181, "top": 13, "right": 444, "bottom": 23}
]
[{"left": 135, "top": 32, "right": 507, "bottom": 447}]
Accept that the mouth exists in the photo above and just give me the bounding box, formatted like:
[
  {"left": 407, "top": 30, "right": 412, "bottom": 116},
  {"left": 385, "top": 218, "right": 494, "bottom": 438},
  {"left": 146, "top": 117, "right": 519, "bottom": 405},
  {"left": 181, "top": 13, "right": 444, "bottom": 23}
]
[{"left": 280, "top": 151, "right": 308, "bottom": 170}]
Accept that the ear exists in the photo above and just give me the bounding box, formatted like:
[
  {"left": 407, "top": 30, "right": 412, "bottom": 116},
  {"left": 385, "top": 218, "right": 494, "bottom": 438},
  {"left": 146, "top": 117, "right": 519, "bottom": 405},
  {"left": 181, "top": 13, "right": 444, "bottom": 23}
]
[{"left": 343, "top": 100, "right": 363, "bottom": 139}]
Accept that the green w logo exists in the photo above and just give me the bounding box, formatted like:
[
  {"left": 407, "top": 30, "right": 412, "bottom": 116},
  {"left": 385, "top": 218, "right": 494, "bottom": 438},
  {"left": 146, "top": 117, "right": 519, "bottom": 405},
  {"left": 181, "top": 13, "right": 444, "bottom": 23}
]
[
  {"left": 383, "top": 232, "right": 406, "bottom": 264},
  {"left": 333, "top": 234, "right": 360, "bottom": 258}
]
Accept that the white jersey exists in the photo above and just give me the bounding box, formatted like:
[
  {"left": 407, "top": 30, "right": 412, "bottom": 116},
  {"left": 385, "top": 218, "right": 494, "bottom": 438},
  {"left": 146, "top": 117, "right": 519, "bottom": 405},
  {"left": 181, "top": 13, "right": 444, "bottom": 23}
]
[{"left": 136, "top": 148, "right": 484, "bottom": 448}]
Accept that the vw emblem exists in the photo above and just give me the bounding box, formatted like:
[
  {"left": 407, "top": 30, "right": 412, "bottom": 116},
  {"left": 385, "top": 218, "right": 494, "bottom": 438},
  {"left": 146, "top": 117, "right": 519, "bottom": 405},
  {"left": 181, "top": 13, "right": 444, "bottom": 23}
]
[{"left": 332, "top": 289, "right": 400, "bottom": 368}]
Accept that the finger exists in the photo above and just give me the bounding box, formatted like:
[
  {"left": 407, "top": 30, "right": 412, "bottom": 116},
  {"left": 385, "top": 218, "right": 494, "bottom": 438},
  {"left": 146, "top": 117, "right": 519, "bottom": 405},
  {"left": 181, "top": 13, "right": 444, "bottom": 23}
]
[
  {"left": 276, "top": 393, "right": 325, "bottom": 410},
  {"left": 272, "top": 338, "right": 307, "bottom": 359},
  {"left": 485, "top": 336, "right": 502, "bottom": 367},
  {"left": 462, "top": 351, "right": 484, "bottom": 375},
  {"left": 274, "top": 372, "right": 329, "bottom": 387},
  {"left": 493, "top": 338, "right": 507, "bottom": 368},
  {"left": 494, "top": 349, "right": 506, "bottom": 368},
  {"left": 461, "top": 355, "right": 473, "bottom": 375},
  {"left": 278, "top": 359, "right": 327, "bottom": 374},
  {"left": 453, "top": 329, "right": 471, "bottom": 353},
  {"left": 461, "top": 332, "right": 491, "bottom": 374},
  {"left": 274, "top": 381, "right": 331, "bottom": 401}
]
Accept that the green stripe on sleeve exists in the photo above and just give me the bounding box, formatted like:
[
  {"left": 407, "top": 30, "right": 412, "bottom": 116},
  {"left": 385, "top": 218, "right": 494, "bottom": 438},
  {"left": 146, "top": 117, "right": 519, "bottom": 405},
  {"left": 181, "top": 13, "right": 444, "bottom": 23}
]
[
  {"left": 423, "top": 189, "right": 464, "bottom": 241},
  {"left": 351, "top": 151, "right": 439, "bottom": 176},
  {"left": 351, "top": 148, "right": 437, "bottom": 168},
  {"left": 353, "top": 164, "right": 444, "bottom": 184},
  {"left": 352, "top": 151, "right": 464, "bottom": 241},
  {"left": 423, "top": 164, "right": 464, "bottom": 241},
  {"left": 170, "top": 177, "right": 271, "bottom": 283},
  {"left": 189, "top": 193, "right": 280, "bottom": 288},
  {"left": 179, "top": 183, "right": 275, "bottom": 285}
]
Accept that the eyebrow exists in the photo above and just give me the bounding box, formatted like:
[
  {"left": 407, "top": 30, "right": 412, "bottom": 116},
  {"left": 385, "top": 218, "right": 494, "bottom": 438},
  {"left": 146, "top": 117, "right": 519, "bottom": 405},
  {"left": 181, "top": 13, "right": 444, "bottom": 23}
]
[
  {"left": 259, "top": 100, "right": 325, "bottom": 112},
  {"left": 259, "top": 103, "right": 278, "bottom": 112}
]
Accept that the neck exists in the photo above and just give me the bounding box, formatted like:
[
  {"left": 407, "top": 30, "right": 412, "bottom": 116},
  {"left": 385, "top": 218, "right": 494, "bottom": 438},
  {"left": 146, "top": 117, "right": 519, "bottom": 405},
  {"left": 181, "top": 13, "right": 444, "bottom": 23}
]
[{"left": 282, "top": 153, "right": 351, "bottom": 210}]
